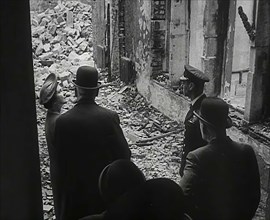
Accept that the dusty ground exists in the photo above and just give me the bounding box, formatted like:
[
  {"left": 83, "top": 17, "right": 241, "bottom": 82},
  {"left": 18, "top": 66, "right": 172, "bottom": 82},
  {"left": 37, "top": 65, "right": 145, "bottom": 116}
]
[
  {"left": 36, "top": 75, "right": 184, "bottom": 219},
  {"left": 32, "top": 1, "right": 266, "bottom": 219},
  {"left": 35, "top": 75, "right": 266, "bottom": 220}
]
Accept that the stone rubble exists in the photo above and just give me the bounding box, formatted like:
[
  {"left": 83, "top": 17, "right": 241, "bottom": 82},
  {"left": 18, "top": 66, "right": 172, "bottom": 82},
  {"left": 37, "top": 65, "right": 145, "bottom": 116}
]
[
  {"left": 33, "top": 2, "right": 184, "bottom": 219},
  {"left": 33, "top": 2, "right": 265, "bottom": 220},
  {"left": 32, "top": 0, "right": 94, "bottom": 103}
]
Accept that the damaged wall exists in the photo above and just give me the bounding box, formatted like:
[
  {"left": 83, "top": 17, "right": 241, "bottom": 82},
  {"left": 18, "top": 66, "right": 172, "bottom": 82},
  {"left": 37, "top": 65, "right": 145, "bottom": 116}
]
[
  {"left": 202, "top": 0, "right": 230, "bottom": 96},
  {"left": 110, "top": 0, "right": 120, "bottom": 75},
  {"left": 91, "top": 0, "right": 106, "bottom": 66},
  {"left": 123, "top": 0, "right": 152, "bottom": 97},
  {"left": 92, "top": 0, "right": 270, "bottom": 216},
  {"left": 188, "top": 0, "right": 206, "bottom": 70}
]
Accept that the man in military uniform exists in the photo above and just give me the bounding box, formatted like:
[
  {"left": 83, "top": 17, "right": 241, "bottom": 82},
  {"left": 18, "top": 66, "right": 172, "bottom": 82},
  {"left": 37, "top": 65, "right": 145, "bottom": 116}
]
[{"left": 179, "top": 65, "right": 209, "bottom": 176}]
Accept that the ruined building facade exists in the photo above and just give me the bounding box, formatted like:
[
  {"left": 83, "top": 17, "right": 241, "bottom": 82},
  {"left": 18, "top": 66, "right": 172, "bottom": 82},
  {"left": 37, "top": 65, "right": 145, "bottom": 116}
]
[{"left": 92, "top": 0, "right": 270, "bottom": 217}]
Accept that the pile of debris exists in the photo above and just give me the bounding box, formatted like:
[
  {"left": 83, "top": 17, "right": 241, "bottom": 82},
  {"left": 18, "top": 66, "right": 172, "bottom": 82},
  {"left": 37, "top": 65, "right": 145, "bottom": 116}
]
[{"left": 31, "top": 1, "right": 94, "bottom": 98}]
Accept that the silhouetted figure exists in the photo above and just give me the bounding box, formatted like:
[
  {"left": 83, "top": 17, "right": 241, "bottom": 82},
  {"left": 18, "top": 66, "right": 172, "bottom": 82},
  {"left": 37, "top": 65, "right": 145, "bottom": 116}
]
[
  {"left": 180, "top": 97, "right": 260, "bottom": 220},
  {"left": 106, "top": 178, "right": 191, "bottom": 220},
  {"left": 179, "top": 65, "right": 209, "bottom": 176},
  {"left": 79, "top": 159, "right": 146, "bottom": 220},
  {"left": 40, "top": 73, "right": 66, "bottom": 219},
  {"left": 54, "top": 66, "right": 131, "bottom": 220}
]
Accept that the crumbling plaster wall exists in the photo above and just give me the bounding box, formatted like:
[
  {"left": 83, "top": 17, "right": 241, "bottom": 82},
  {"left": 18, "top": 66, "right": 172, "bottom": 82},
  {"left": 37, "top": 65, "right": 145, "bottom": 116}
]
[
  {"left": 109, "top": 0, "right": 120, "bottom": 75},
  {"left": 123, "top": 0, "right": 152, "bottom": 100},
  {"left": 232, "top": 0, "right": 253, "bottom": 71},
  {"left": 188, "top": 0, "right": 206, "bottom": 70},
  {"left": 91, "top": 0, "right": 106, "bottom": 64},
  {"left": 133, "top": 0, "right": 189, "bottom": 122}
]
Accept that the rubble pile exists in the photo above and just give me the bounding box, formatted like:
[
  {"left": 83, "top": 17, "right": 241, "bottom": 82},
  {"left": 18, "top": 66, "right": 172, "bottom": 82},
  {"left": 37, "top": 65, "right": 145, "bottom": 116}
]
[
  {"left": 153, "top": 72, "right": 170, "bottom": 87},
  {"left": 32, "top": 1, "right": 94, "bottom": 100},
  {"left": 33, "top": 2, "right": 183, "bottom": 219},
  {"left": 32, "top": 2, "right": 95, "bottom": 219},
  {"left": 95, "top": 85, "right": 184, "bottom": 182}
]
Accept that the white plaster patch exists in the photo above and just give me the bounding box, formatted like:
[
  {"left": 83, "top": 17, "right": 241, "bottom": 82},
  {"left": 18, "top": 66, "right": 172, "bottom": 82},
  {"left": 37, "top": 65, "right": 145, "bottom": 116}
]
[{"left": 139, "top": 17, "right": 143, "bottom": 29}]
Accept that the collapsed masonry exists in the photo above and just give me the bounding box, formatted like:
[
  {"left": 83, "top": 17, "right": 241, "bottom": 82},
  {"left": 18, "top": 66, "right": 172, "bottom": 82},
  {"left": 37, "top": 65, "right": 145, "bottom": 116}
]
[{"left": 31, "top": 1, "right": 94, "bottom": 101}]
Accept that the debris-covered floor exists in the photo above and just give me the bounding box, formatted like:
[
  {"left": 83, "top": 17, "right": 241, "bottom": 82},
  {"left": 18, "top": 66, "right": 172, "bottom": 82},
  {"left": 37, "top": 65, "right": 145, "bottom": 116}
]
[
  {"left": 32, "top": 1, "right": 265, "bottom": 219},
  {"left": 36, "top": 75, "right": 184, "bottom": 219},
  {"left": 33, "top": 2, "right": 183, "bottom": 219}
]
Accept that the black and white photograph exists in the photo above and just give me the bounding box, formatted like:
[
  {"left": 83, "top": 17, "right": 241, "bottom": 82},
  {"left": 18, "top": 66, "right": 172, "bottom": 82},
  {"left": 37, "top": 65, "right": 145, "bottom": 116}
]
[{"left": 1, "top": 0, "right": 270, "bottom": 219}]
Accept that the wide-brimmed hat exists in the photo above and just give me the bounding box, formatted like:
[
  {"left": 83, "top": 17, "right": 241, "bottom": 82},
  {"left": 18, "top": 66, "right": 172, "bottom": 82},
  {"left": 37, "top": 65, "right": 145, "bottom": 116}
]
[
  {"left": 193, "top": 97, "right": 232, "bottom": 129},
  {"left": 72, "top": 66, "right": 101, "bottom": 89},
  {"left": 180, "top": 64, "right": 210, "bottom": 83},
  {"left": 39, "top": 73, "right": 58, "bottom": 105}
]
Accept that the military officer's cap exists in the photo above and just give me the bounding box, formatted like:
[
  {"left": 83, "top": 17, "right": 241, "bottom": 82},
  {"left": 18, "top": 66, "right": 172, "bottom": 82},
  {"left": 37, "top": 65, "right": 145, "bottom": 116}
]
[{"left": 180, "top": 64, "right": 209, "bottom": 83}]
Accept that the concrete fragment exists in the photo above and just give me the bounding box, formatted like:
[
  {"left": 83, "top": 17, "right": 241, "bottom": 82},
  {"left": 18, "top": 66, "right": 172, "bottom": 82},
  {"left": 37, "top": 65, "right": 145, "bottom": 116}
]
[
  {"left": 78, "top": 41, "right": 88, "bottom": 51},
  {"left": 39, "top": 52, "right": 53, "bottom": 60},
  {"left": 56, "top": 16, "right": 65, "bottom": 24},
  {"left": 48, "top": 24, "right": 57, "bottom": 35},
  {"left": 35, "top": 43, "right": 44, "bottom": 55},
  {"left": 31, "top": 18, "right": 39, "bottom": 27},
  {"left": 67, "top": 36, "right": 76, "bottom": 46},
  {"left": 43, "top": 204, "right": 53, "bottom": 212},
  {"left": 52, "top": 43, "right": 62, "bottom": 53},
  {"left": 59, "top": 71, "right": 70, "bottom": 81},
  {"left": 49, "top": 63, "right": 60, "bottom": 74},
  {"left": 32, "top": 26, "right": 45, "bottom": 36},
  {"left": 68, "top": 51, "right": 79, "bottom": 61},
  {"left": 66, "top": 11, "right": 74, "bottom": 27},
  {"left": 76, "top": 38, "right": 84, "bottom": 45},
  {"left": 62, "top": 80, "right": 69, "bottom": 87},
  {"left": 64, "top": 26, "right": 76, "bottom": 35},
  {"left": 51, "top": 35, "right": 62, "bottom": 44},
  {"left": 79, "top": 52, "right": 91, "bottom": 61},
  {"left": 43, "top": 43, "right": 51, "bottom": 52}
]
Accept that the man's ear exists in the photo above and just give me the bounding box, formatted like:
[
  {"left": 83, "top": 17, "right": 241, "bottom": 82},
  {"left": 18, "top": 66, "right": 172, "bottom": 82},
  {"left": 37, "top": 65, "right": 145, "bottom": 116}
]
[{"left": 188, "top": 82, "right": 195, "bottom": 91}]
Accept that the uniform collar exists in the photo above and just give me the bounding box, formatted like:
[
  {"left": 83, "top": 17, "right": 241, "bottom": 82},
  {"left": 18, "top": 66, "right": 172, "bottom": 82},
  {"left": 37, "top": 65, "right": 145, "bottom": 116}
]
[{"left": 191, "top": 93, "right": 205, "bottom": 106}]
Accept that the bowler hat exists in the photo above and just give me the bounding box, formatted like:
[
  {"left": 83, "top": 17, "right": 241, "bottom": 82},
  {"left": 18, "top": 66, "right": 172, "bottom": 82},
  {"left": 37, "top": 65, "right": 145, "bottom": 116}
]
[
  {"left": 72, "top": 66, "right": 101, "bottom": 89},
  {"left": 39, "top": 73, "right": 58, "bottom": 105},
  {"left": 193, "top": 97, "right": 232, "bottom": 129},
  {"left": 180, "top": 64, "right": 209, "bottom": 83}
]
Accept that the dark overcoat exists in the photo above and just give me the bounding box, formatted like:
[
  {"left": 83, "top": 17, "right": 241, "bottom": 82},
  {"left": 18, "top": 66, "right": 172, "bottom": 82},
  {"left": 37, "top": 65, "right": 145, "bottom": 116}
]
[
  {"left": 54, "top": 100, "right": 131, "bottom": 220},
  {"left": 180, "top": 94, "right": 207, "bottom": 176},
  {"left": 45, "top": 111, "right": 62, "bottom": 219},
  {"left": 180, "top": 137, "right": 261, "bottom": 220}
]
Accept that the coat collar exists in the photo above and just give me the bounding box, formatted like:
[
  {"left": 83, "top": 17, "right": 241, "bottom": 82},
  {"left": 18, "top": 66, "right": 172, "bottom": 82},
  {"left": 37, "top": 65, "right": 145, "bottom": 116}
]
[
  {"left": 76, "top": 98, "right": 96, "bottom": 105},
  {"left": 191, "top": 93, "right": 206, "bottom": 110},
  {"left": 209, "top": 136, "right": 232, "bottom": 145}
]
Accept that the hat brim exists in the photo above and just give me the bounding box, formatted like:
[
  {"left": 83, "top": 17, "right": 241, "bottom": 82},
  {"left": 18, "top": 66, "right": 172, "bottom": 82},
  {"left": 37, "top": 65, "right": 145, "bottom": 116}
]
[
  {"left": 72, "top": 80, "right": 102, "bottom": 90},
  {"left": 193, "top": 111, "right": 232, "bottom": 129},
  {"left": 39, "top": 73, "right": 58, "bottom": 105}
]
